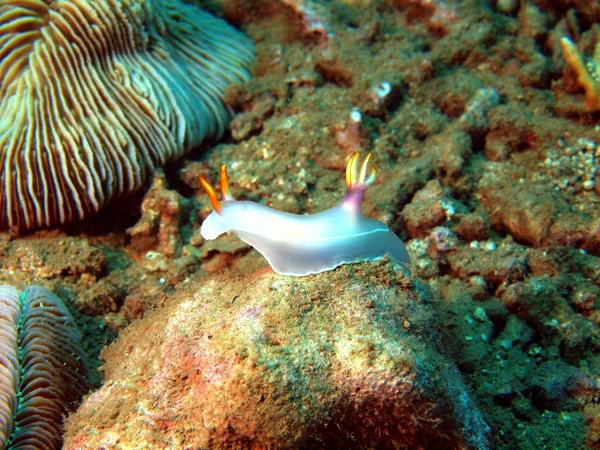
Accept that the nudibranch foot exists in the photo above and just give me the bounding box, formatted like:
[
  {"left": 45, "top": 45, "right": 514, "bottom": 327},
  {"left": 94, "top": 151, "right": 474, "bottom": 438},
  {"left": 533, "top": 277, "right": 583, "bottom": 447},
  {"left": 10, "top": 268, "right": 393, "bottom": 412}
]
[
  {"left": 199, "top": 153, "right": 411, "bottom": 276},
  {"left": 236, "top": 228, "right": 410, "bottom": 276}
]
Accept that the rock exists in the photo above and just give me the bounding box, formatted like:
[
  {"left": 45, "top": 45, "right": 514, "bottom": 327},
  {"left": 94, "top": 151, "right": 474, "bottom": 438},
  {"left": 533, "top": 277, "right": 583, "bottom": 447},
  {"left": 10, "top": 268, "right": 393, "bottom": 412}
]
[
  {"left": 64, "top": 261, "right": 489, "bottom": 450},
  {"left": 446, "top": 238, "right": 528, "bottom": 289},
  {"left": 127, "top": 170, "right": 187, "bottom": 258},
  {"left": 402, "top": 180, "right": 466, "bottom": 238}
]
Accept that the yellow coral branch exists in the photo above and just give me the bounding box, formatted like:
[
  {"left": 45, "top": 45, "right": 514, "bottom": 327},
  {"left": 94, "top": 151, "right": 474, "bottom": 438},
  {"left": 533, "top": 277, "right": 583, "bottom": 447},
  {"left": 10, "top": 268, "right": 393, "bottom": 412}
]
[{"left": 560, "top": 37, "right": 600, "bottom": 111}]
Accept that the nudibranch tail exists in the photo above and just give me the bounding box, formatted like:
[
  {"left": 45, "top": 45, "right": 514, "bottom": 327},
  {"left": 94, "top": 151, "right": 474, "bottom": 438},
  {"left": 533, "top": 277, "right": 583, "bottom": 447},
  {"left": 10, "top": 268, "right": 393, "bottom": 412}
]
[{"left": 346, "top": 152, "right": 377, "bottom": 198}]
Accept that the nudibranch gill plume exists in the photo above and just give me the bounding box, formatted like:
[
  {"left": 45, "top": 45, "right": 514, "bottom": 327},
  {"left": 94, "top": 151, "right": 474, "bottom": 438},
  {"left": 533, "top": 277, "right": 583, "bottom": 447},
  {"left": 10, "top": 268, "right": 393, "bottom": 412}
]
[{"left": 199, "top": 152, "right": 411, "bottom": 276}]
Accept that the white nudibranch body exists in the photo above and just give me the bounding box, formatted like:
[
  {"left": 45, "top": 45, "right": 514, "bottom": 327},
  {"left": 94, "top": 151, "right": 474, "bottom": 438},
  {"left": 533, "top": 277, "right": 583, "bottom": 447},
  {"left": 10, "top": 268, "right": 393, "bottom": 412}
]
[{"left": 199, "top": 153, "right": 411, "bottom": 276}]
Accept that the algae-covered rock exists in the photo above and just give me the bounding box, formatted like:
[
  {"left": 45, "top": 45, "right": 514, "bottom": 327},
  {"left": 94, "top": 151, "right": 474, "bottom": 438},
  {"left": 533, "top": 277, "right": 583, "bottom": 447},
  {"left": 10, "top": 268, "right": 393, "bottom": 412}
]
[{"left": 64, "top": 260, "right": 489, "bottom": 449}]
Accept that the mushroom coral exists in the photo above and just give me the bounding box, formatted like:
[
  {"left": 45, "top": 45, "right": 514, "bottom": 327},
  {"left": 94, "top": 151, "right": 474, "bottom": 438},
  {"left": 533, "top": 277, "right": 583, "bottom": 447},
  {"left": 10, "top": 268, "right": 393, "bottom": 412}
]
[
  {"left": 0, "top": 285, "right": 88, "bottom": 449},
  {"left": 0, "top": 0, "right": 254, "bottom": 231}
]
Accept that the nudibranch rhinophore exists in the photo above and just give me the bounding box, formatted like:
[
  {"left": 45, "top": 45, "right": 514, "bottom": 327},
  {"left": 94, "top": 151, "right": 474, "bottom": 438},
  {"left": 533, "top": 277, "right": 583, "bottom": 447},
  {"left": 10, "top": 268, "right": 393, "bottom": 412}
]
[{"left": 199, "top": 152, "right": 411, "bottom": 276}]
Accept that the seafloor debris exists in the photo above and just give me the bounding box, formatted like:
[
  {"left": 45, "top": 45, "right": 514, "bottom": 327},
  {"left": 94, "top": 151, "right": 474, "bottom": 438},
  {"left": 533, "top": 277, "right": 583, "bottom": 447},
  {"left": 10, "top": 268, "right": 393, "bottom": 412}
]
[
  {"left": 0, "top": 0, "right": 253, "bottom": 232},
  {"left": 63, "top": 260, "right": 490, "bottom": 450},
  {"left": 458, "top": 87, "right": 501, "bottom": 134},
  {"left": 334, "top": 109, "right": 366, "bottom": 152},
  {"left": 539, "top": 137, "right": 599, "bottom": 194},
  {"left": 0, "top": 285, "right": 88, "bottom": 450},
  {"left": 281, "top": 0, "right": 333, "bottom": 45}
]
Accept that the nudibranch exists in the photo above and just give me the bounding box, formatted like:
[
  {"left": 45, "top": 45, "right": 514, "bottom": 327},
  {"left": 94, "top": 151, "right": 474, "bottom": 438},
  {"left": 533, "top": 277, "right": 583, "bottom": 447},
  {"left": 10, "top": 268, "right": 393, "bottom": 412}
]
[{"left": 199, "top": 152, "right": 411, "bottom": 276}]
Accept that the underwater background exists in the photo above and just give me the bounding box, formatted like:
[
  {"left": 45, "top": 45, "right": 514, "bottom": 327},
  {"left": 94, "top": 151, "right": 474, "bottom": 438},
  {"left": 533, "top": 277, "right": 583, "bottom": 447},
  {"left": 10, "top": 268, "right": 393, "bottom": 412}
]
[{"left": 0, "top": 0, "right": 599, "bottom": 449}]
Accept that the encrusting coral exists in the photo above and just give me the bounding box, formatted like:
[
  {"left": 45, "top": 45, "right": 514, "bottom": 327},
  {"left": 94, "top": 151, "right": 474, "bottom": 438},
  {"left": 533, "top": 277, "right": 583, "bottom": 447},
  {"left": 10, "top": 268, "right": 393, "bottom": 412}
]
[
  {"left": 0, "top": 0, "right": 254, "bottom": 232},
  {"left": 560, "top": 36, "right": 600, "bottom": 111},
  {"left": 0, "top": 285, "right": 89, "bottom": 450}
]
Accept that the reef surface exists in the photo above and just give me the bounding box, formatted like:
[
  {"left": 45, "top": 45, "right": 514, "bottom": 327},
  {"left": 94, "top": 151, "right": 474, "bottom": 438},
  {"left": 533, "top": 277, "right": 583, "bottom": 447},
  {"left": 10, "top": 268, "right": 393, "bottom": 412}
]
[
  {"left": 0, "top": 0, "right": 599, "bottom": 449},
  {"left": 63, "top": 261, "right": 490, "bottom": 449}
]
